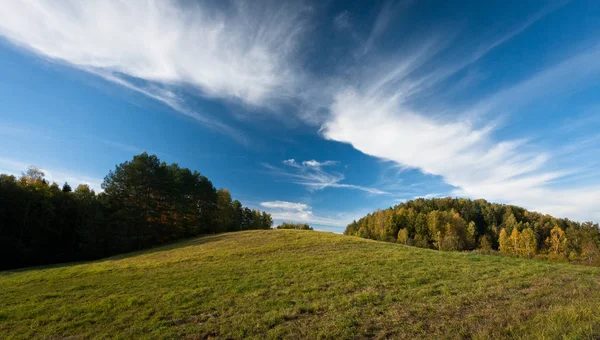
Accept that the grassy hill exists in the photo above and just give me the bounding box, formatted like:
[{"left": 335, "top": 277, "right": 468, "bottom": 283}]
[{"left": 2, "top": 230, "right": 600, "bottom": 339}]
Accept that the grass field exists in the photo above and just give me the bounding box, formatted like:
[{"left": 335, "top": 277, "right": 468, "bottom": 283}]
[{"left": 2, "top": 230, "right": 600, "bottom": 339}]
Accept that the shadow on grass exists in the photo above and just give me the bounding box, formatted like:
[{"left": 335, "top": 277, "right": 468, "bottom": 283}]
[{"left": 1, "top": 232, "right": 239, "bottom": 275}]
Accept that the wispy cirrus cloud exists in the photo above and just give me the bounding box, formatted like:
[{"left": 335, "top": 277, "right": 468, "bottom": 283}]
[
  {"left": 264, "top": 159, "right": 387, "bottom": 195},
  {"left": 85, "top": 69, "right": 248, "bottom": 144},
  {"left": 1, "top": 0, "right": 599, "bottom": 224},
  {"left": 283, "top": 159, "right": 338, "bottom": 168},
  {"left": 321, "top": 16, "right": 600, "bottom": 221},
  {"left": 0, "top": 0, "right": 310, "bottom": 140}
]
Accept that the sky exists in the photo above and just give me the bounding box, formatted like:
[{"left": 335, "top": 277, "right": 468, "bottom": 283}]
[{"left": 1, "top": 0, "right": 600, "bottom": 233}]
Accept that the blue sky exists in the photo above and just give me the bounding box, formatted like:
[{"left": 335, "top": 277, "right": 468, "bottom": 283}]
[{"left": 1, "top": 0, "right": 600, "bottom": 232}]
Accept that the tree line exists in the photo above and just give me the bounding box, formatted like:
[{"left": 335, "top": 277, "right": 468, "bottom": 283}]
[
  {"left": 0, "top": 153, "right": 272, "bottom": 270},
  {"left": 344, "top": 197, "right": 600, "bottom": 265},
  {"left": 276, "top": 222, "right": 313, "bottom": 230}
]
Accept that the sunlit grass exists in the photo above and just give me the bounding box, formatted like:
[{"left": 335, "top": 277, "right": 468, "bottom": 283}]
[{"left": 1, "top": 230, "right": 600, "bottom": 339}]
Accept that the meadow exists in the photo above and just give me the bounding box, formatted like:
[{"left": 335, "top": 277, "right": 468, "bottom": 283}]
[{"left": 2, "top": 230, "right": 600, "bottom": 339}]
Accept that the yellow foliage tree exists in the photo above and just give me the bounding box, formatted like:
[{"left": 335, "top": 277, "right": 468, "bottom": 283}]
[
  {"left": 467, "top": 221, "right": 476, "bottom": 249},
  {"left": 545, "top": 226, "right": 568, "bottom": 258},
  {"left": 518, "top": 228, "right": 537, "bottom": 259},
  {"left": 499, "top": 228, "right": 510, "bottom": 253},
  {"left": 509, "top": 228, "right": 520, "bottom": 256},
  {"left": 397, "top": 228, "right": 409, "bottom": 245}
]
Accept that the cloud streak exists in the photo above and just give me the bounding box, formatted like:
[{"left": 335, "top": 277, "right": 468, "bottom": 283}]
[
  {"left": 265, "top": 159, "right": 387, "bottom": 195},
  {"left": 0, "top": 0, "right": 309, "bottom": 139},
  {"left": 321, "top": 33, "right": 600, "bottom": 221},
  {"left": 1, "top": 0, "right": 599, "bottom": 223}
]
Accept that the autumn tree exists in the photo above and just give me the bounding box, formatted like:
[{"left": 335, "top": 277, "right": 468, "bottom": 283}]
[
  {"left": 499, "top": 228, "right": 510, "bottom": 253},
  {"left": 397, "top": 228, "right": 409, "bottom": 245},
  {"left": 546, "top": 226, "right": 568, "bottom": 259},
  {"left": 466, "top": 221, "right": 477, "bottom": 250},
  {"left": 509, "top": 227, "right": 521, "bottom": 256},
  {"left": 344, "top": 196, "right": 600, "bottom": 265},
  {"left": 518, "top": 228, "right": 537, "bottom": 259}
]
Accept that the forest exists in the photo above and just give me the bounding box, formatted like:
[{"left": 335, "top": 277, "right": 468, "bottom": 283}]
[
  {"left": 0, "top": 153, "right": 272, "bottom": 270},
  {"left": 344, "top": 197, "right": 600, "bottom": 265}
]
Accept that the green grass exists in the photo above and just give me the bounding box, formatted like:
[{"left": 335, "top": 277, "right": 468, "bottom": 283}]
[{"left": 2, "top": 230, "right": 600, "bottom": 339}]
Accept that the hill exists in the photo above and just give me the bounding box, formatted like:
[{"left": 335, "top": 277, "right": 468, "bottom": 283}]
[{"left": 2, "top": 230, "right": 600, "bottom": 339}]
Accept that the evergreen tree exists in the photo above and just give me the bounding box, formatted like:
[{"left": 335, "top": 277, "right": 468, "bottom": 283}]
[{"left": 232, "top": 200, "right": 243, "bottom": 231}]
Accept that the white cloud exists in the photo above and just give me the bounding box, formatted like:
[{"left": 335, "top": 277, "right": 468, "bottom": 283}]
[
  {"left": 414, "top": 193, "right": 443, "bottom": 200},
  {"left": 468, "top": 46, "right": 600, "bottom": 118},
  {"left": 321, "top": 42, "right": 600, "bottom": 222},
  {"left": 87, "top": 69, "right": 247, "bottom": 143},
  {"left": 302, "top": 160, "right": 338, "bottom": 167},
  {"left": 1, "top": 0, "right": 599, "bottom": 223},
  {"left": 265, "top": 159, "right": 387, "bottom": 195},
  {"left": 260, "top": 200, "right": 350, "bottom": 228},
  {"left": 0, "top": 0, "right": 309, "bottom": 136},
  {"left": 283, "top": 159, "right": 299, "bottom": 167},
  {"left": 260, "top": 200, "right": 309, "bottom": 211}
]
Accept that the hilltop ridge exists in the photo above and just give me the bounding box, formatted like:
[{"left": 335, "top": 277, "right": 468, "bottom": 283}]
[{"left": 2, "top": 230, "right": 600, "bottom": 338}]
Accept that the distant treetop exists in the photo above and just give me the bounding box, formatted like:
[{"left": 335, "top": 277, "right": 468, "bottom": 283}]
[{"left": 277, "top": 222, "right": 313, "bottom": 230}]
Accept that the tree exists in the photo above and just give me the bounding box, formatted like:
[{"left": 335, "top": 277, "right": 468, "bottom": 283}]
[
  {"left": 466, "top": 221, "right": 477, "bottom": 250},
  {"left": 0, "top": 153, "right": 271, "bottom": 270},
  {"left": 216, "top": 189, "right": 234, "bottom": 232},
  {"left": 342, "top": 196, "right": 599, "bottom": 264},
  {"left": 241, "top": 207, "right": 253, "bottom": 230},
  {"left": 546, "top": 226, "right": 568, "bottom": 258},
  {"left": 509, "top": 227, "right": 520, "bottom": 256},
  {"left": 102, "top": 153, "right": 171, "bottom": 250},
  {"left": 427, "top": 210, "right": 467, "bottom": 251},
  {"left": 518, "top": 228, "right": 537, "bottom": 259},
  {"left": 427, "top": 211, "right": 445, "bottom": 251},
  {"left": 277, "top": 222, "right": 312, "bottom": 230},
  {"left": 499, "top": 228, "right": 510, "bottom": 253},
  {"left": 582, "top": 240, "right": 600, "bottom": 264},
  {"left": 397, "top": 228, "right": 409, "bottom": 245},
  {"left": 478, "top": 234, "right": 493, "bottom": 252},
  {"left": 22, "top": 166, "right": 45, "bottom": 183},
  {"left": 261, "top": 211, "right": 273, "bottom": 229},
  {"left": 232, "top": 200, "right": 243, "bottom": 231},
  {"left": 62, "top": 182, "right": 72, "bottom": 193}
]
